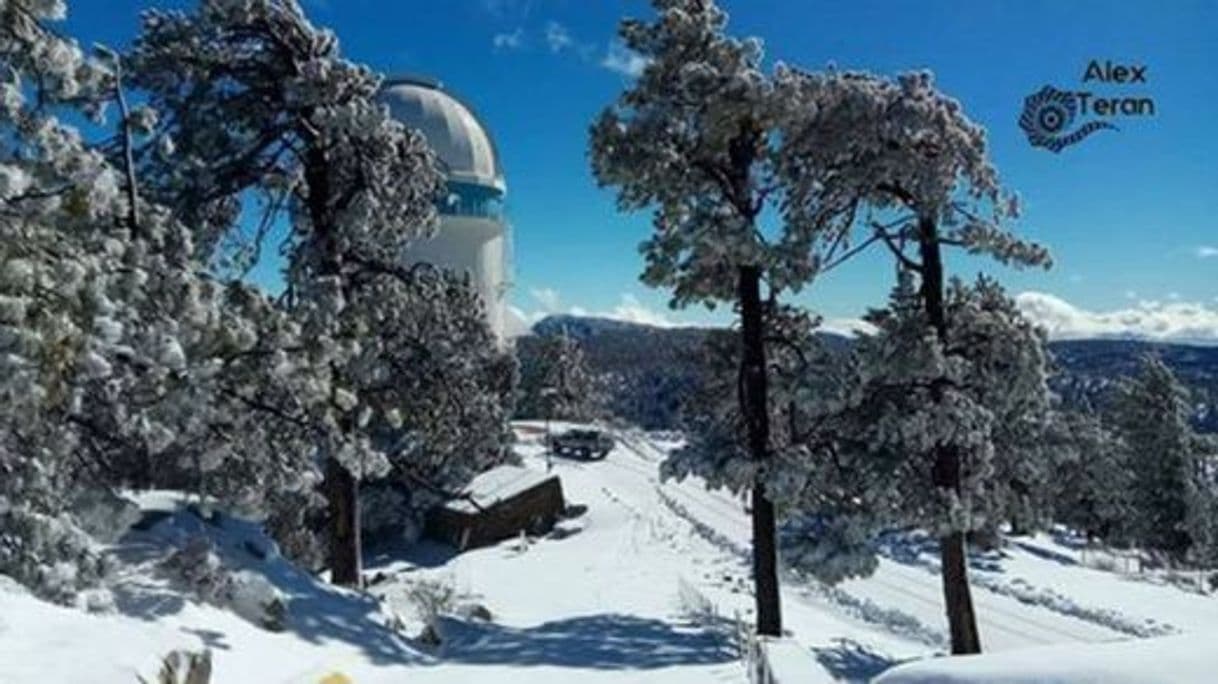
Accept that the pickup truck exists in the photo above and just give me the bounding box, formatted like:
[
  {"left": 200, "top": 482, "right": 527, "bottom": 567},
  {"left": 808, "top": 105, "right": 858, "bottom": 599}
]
[{"left": 547, "top": 429, "right": 614, "bottom": 460}]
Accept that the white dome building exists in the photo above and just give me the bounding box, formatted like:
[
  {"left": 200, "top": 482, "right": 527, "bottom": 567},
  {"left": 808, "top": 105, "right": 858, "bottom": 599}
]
[{"left": 379, "top": 75, "right": 511, "bottom": 343}]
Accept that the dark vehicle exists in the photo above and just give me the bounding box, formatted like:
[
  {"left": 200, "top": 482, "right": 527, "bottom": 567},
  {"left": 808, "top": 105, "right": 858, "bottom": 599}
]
[{"left": 547, "top": 429, "right": 614, "bottom": 460}]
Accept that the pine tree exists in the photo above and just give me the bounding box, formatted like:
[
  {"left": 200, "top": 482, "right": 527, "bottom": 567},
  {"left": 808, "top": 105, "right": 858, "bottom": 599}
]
[
  {"left": 361, "top": 268, "right": 518, "bottom": 544},
  {"left": 771, "top": 68, "right": 1050, "bottom": 654},
  {"left": 0, "top": 0, "right": 322, "bottom": 601},
  {"left": 129, "top": 0, "right": 455, "bottom": 586},
  {"left": 1048, "top": 408, "right": 1133, "bottom": 544},
  {"left": 518, "top": 329, "right": 602, "bottom": 423},
  {"left": 1108, "top": 355, "right": 1211, "bottom": 562},
  {"left": 952, "top": 277, "right": 1055, "bottom": 541},
  {"left": 589, "top": 0, "right": 866, "bottom": 635},
  {"left": 791, "top": 275, "right": 1052, "bottom": 603}
]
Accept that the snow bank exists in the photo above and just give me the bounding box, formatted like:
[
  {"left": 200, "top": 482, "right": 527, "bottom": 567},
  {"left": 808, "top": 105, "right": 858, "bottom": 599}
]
[
  {"left": 874, "top": 632, "right": 1218, "bottom": 684},
  {"left": 746, "top": 636, "right": 819, "bottom": 684},
  {"left": 1, "top": 491, "right": 432, "bottom": 683}
]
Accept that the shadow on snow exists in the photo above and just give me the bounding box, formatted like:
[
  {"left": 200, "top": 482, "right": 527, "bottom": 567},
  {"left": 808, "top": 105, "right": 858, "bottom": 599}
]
[
  {"left": 108, "top": 506, "right": 430, "bottom": 667},
  {"left": 813, "top": 638, "right": 905, "bottom": 683},
  {"left": 436, "top": 612, "right": 738, "bottom": 670}
]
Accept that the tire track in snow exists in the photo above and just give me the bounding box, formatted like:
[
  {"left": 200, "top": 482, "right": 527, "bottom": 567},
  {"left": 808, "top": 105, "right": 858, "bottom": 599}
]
[
  {"left": 875, "top": 543, "right": 1177, "bottom": 639},
  {"left": 656, "top": 486, "right": 948, "bottom": 648},
  {"left": 622, "top": 432, "right": 1117, "bottom": 649},
  {"left": 610, "top": 432, "right": 948, "bottom": 647},
  {"left": 859, "top": 565, "right": 1084, "bottom": 646}
]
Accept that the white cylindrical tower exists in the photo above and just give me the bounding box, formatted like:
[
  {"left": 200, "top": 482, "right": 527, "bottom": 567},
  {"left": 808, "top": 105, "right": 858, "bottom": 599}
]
[{"left": 378, "top": 75, "right": 511, "bottom": 344}]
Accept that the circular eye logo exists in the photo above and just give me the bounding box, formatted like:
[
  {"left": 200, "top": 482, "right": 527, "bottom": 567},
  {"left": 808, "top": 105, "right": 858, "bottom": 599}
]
[{"left": 1019, "top": 85, "right": 1116, "bottom": 152}]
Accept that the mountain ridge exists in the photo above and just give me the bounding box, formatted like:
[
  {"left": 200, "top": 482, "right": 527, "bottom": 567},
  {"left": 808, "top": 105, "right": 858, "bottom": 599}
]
[{"left": 521, "top": 314, "right": 1218, "bottom": 432}]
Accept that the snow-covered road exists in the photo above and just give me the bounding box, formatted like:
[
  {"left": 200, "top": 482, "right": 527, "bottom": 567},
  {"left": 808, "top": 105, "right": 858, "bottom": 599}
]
[
  {"left": 7, "top": 422, "right": 1216, "bottom": 683},
  {"left": 610, "top": 430, "right": 1125, "bottom": 648}
]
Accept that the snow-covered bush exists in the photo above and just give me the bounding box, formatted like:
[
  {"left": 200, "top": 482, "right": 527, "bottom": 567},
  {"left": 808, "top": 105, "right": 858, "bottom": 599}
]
[
  {"left": 224, "top": 570, "right": 288, "bottom": 632},
  {"left": 160, "top": 537, "right": 230, "bottom": 604},
  {"left": 676, "top": 577, "right": 720, "bottom": 627},
  {"left": 402, "top": 576, "right": 460, "bottom": 646},
  {"left": 264, "top": 488, "right": 328, "bottom": 573},
  {"left": 69, "top": 489, "right": 142, "bottom": 545},
  {"left": 139, "top": 649, "right": 212, "bottom": 684},
  {"left": 160, "top": 536, "right": 288, "bottom": 631},
  {"left": 0, "top": 509, "right": 109, "bottom": 605},
  {"left": 780, "top": 515, "right": 880, "bottom": 586},
  {"left": 455, "top": 602, "right": 494, "bottom": 622}
]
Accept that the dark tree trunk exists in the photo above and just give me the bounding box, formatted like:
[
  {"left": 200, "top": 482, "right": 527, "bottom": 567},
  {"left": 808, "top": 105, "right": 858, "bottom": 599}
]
[
  {"left": 916, "top": 215, "right": 982, "bottom": 655},
  {"left": 738, "top": 265, "right": 782, "bottom": 636},
  {"left": 304, "top": 143, "right": 363, "bottom": 588},
  {"left": 326, "top": 456, "right": 362, "bottom": 586},
  {"left": 940, "top": 531, "right": 980, "bottom": 653}
]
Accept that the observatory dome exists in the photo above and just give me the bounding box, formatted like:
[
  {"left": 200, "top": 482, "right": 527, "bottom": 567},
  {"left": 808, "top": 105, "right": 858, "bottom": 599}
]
[{"left": 379, "top": 76, "right": 505, "bottom": 194}]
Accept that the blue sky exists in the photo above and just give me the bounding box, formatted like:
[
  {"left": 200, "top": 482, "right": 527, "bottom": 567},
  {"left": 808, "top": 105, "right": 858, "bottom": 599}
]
[{"left": 65, "top": 0, "right": 1218, "bottom": 340}]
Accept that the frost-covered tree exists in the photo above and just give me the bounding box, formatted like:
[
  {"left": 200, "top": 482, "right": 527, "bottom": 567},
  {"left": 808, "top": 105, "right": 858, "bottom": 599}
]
[
  {"left": 1048, "top": 408, "right": 1133, "bottom": 543},
  {"left": 672, "top": 308, "right": 879, "bottom": 586},
  {"left": 590, "top": 0, "right": 863, "bottom": 635},
  {"left": 0, "top": 2, "right": 114, "bottom": 570},
  {"left": 517, "top": 328, "right": 602, "bottom": 423},
  {"left": 787, "top": 276, "right": 1052, "bottom": 617},
  {"left": 952, "top": 278, "right": 1054, "bottom": 541},
  {"left": 0, "top": 0, "right": 323, "bottom": 602},
  {"left": 772, "top": 67, "right": 1050, "bottom": 653},
  {"left": 360, "top": 268, "right": 517, "bottom": 547},
  {"left": 669, "top": 308, "right": 844, "bottom": 494},
  {"left": 1108, "top": 355, "right": 1212, "bottom": 562},
  {"left": 129, "top": 0, "right": 512, "bottom": 586}
]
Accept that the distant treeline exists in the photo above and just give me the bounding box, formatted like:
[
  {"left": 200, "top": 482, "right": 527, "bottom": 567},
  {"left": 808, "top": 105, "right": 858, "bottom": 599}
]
[{"left": 517, "top": 315, "right": 1218, "bottom": 433}]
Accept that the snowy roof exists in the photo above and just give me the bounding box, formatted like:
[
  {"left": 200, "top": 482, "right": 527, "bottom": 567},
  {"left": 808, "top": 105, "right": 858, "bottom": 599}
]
[
  {"left": 445, "top": 464, "right": 554, "bottom": 514},
  {"left": 379, "top": 75, "right": 505, "bottom": 193}
]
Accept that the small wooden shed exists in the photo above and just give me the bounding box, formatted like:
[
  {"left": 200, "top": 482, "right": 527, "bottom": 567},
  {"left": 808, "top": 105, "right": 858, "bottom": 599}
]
[{"left": 426, "top": 465, "right": 565, "bottom": 550}]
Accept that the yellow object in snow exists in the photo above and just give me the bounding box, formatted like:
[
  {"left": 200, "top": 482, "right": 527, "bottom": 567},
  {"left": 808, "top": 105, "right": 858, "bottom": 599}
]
[{"left": 318, "top": 673, "right": 352, "bottom": 684}]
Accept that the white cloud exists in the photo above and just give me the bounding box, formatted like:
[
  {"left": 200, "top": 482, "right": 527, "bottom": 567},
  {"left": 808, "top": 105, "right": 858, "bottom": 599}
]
[
  {"left": 509, "top": 289, "right": 885, "bottom": 339},
  {"left": 1015, "top": 291, "right": 1218, "bottom": 345},
  {"left": 510, "top": 291, "right": 701, "bottom": 333},
  {"left": 544, "top": 21, "right": 572, "bottom": 53},
  {"left": 601, "top": 41, "right": 649, "bottom": 77},
  {"left": 606, "top": 294, "right": 675, "bottom": 327},
  {"left": 482, "top": 0, "right": 535, "bottom": 19},
  {"left": 505, "top": 305, "right": 544, "bottom": 338},
  {"left": 820, "top": 318, "right": 878, "bottom": 338},
  {"left": 1197, "top": 245, "right": 1218, "bottom": 258},
  {"left": 530, "top": 287, "right": 561, "bottom": 311},
  {"left": 492, "top": 28, "right": 524, "bottom": 51}
]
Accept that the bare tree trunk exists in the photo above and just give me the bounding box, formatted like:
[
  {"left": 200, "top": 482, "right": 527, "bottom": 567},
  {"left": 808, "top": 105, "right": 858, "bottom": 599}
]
[
  {"left": 303, "top": 143, "right": 363, "bottom": 588},
  {"left": 107, "top": 53, "right": 141, "bottom": 239},
  {"left": 738, "top": 265, "right": 781, "bottom": 636},
  {"left": 326, "top": 456, "right": 361, "bottom": 586},
  {"left": 940, "top": 530, "right": 980, "bottom": 653},
  {"left": 916, "top": 215, "right": 981, "bottom": 655}
]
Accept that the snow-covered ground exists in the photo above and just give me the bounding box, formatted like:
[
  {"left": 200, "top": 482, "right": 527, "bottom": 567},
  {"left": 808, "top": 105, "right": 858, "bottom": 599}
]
[
  {"left": 5, "top": 422, "right": 1218, "bottom": 682},
  {"left": 874, "top": 632, "right": 1218, "bottom": 684}
]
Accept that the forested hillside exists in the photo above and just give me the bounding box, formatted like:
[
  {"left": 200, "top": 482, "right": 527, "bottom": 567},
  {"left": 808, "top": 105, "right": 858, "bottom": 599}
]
[{"left": 520, "top": 316, "right": 1218, "bottom": 432}]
